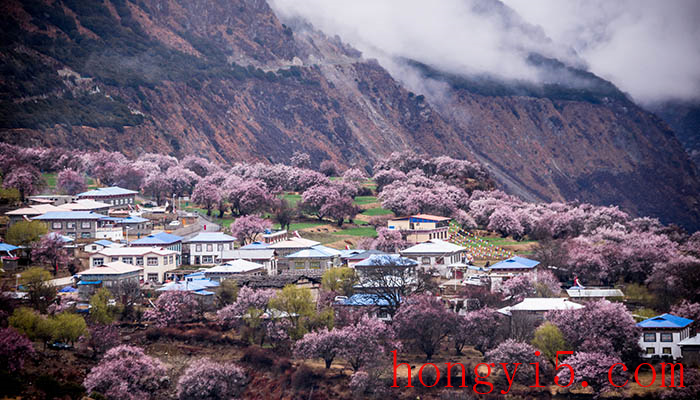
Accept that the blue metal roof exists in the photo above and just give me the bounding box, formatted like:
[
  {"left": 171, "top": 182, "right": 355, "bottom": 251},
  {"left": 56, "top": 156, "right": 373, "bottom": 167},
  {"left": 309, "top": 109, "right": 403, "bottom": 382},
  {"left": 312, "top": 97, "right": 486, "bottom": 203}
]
[
  {"left": 117, "top": 216, "right": 149, "bottom": 224},
  {"left": 0, "top": 243, "right": 19, "bottom": 252},
  {"left": 32, "top": 211, "right": 107, "bottom": 220},
  {"left": 341, "top": 294, "right": 392, "bottom": 307},
  {"left": 94, "top": 240, "right": 115, "bottom": 247},
  {"left": 77, "top": 186, "right": 138, "bottom": 197},
  {"left": 637, "top": 313, "right": 693, "bottom": 329},
  {"left": 78, "top": 280, "right": 102, "bottom": 285},
  {"left": 157, "top": 279, "right": 219, "bottom": 292},
  {"left": 59, "top": 286, "right": 77, "bottom": 293},
  {"left": 241, "top": 241, "right": 270, "bottom": 249},
  {"left": 286, "top": 245, "right": 342, "bottom": 259},
  {"left": 354, "top": 254, "right": 418, "bottom": 267},
  {"left": 489, "top": 256, "right": 540, "bottom": 270},
  {"left": 131, "top": 232, "right": 183, "bottom": 245}
]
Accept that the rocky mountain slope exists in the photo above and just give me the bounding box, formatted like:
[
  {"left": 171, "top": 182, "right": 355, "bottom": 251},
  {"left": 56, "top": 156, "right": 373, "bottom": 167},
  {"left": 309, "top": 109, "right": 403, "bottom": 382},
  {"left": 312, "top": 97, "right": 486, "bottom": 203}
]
[{"left": 0, "top": 0, "right": 698, "bottom": 230}]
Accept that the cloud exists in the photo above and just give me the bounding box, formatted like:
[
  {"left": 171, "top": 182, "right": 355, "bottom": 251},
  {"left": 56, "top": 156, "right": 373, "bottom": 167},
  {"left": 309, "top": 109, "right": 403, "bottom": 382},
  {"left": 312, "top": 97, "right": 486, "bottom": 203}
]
[{"left": 270, "top": 0, "right": 700, "bottom": 105}]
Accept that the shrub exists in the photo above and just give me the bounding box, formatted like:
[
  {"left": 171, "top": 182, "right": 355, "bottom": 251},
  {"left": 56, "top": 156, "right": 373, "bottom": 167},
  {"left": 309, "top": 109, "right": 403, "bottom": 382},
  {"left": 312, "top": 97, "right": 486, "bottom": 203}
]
[
  {"left": 241, "top": 346, "right": 274, "bottom": 368},
  {"left": 290, "top": 365, "right": 315, "bottom": 389},
  {"left": 176, "top": 358, "right": 247, "bottom": 400}
]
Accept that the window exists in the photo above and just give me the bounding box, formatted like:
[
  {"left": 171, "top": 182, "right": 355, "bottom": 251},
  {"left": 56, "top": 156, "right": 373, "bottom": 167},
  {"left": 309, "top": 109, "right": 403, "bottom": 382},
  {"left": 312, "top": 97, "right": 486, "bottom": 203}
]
[
  {"left": 81, "top": 232, "right": 91, "bottom": 238},
  {"left": 67, "top": 232, "right": 76, "bottom": 238},
  {"left": 294, "top": 262, "right": 304, "bottom": 269},
  {"left": 228, "top": 243, "right": 233, "bottom": 250},
  {"left": 136, "top": 257, "right": 144, "bottom": 266},
  {"left": 66, "top": 222, "right": 76, "bottom": 229},
  {"left": 52, "top": 222, "right": 62, "bottom": 229},
  {"left": 310, "top": 261, "right": 321, "bottom": 269},
  {"left": 662, "top": 347, "right": 672, "bottom": 355},
  {"left": 195, "top": 244, "right": 202, "bottom": 252},
  {"left": 206, "top": 244, "right": 213, "bottom": 252},
  {"left": 217, "top": 244, "right": 223, "bottom": 251},
  {"left": 147, "top": 257, "right": 158, "bottom": 266},
  {"left": 147, "top": 273, "right": 158, "bottom": 282},
  {"left": 122, "top": 257, "right": 133, "bottom": 264},
  {"left": 661, "top": 333, "right": 673, "bottom": 342},
  {"left": 168, "top": 255, "right": 173, "bottom": 264},
  {"left": 644, "top": 333, "right": 656, "bottom": 342},
  {"left": 93, "top": 258, "right": 104, "bottom": 266},
  {"left": 202, "top": 256, "right": 213, "bottom": 264},
  {"left": 82, "top": 221, "right": 91, "bottom": 229},
  {"left": 111, "top": 257, "right": 119, "bottom": 262},
  {"left": 646, "top": 347, "right": 655, "bottom": 355},
  {"left": 421, "top": 257, "right": 431, "bottom": 264}
]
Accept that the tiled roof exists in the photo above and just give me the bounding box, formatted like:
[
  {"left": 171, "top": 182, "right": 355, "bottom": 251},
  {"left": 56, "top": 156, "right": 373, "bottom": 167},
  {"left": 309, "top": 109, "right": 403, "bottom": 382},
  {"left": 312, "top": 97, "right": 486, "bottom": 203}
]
[
  {"left": 391, "top": 214, "right": 452, "bottom": 222},
  {"left": 32, "top": 211, "right": 107, "bottom": 220},
  {"left": 637, "top": 313, "right": 693, "bottom": 329},
  {"left": 566, "top": 288, "right": 624, "bottom": 298},
  {"left": 6, "top": 204, "right": 63, "bottom": 215},
  {"left": 57, "top": 199, "right": 111, "bottom": 211},
  {"left": 185, "top": 232, "right": 237, "bottom": 243},
  {"left": 225, "top": 274, "right": 322, "bottom": 289},
  {"left": 77, "top": 186, "right": 138, "bottom": 197},
  {"left": 489, "top": 256, "right": 540, "bottom": 270}
]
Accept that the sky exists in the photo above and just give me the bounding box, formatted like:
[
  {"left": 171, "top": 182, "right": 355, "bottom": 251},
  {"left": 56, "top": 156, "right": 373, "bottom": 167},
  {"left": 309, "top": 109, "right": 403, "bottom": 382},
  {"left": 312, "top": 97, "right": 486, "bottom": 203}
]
[{"left": 269, "top": 0, "right": 700, "bottom": 105}]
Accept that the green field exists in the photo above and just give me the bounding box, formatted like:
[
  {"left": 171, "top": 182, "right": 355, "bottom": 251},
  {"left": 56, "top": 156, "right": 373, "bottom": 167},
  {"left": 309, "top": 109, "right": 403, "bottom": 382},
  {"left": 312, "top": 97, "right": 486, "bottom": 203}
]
[
  {"left": 273, "top": 221, "right": 325, "bottom": 231},
  {"left": 42, "top": 172, "right": 57, "bottom": 189},
  {"left": 333, "top": 226, "right": 378, "bottom": 237},
  {"left": 280, "top": 193, "right": 301, "bottom": 207},
  {"left": 353, "top": 196, "right": 377, "bottom": 205},
  {"left": 361, "top": 207, "right": 393, "bottom": 216}
]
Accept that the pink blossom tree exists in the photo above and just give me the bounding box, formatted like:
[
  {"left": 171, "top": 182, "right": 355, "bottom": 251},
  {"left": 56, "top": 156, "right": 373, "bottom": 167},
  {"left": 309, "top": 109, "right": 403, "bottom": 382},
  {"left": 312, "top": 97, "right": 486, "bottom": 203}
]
[
  {"left": 137, "top": 153, "right": 178, "bottom": 171},
  {"left": 392, "top": 294, "right": 454, "bottom": 360},
  {"left": 485, "top": 339, "right": 547, "bottom": 384},
  {"left": 32, "top": 234, "right": 71, "bottom": 275},
  {"left": 176, "top": 358, "right": 247, "bottom": 400},
  {"left": 165, "top": 166, "right": 199, "bottom": 197},
  {"left": 319, "top": 160, "right": 338, "bottom": 177},
  {"left": 3, "top": 165, "right": 42, "bottom": 201},
  {"left": 111, "top": 163, "right": 146, "bottom": 191},
  {"left": 556, "top": 352, "right": 628, "bottom": 397},
  {"left": 451, "top": 308, "right": 502, "bottom": 354},
  {"left": 141, "top": 173, "right": 172, "bottom": 205},
  {"left": 191, "top": 181, "right": 221, "bottom": 216},
  {"left": 217, "top": 287, "right": 276, "bottom": 329},
  {"left": 300, "top": 184, "right": 342, "bottom": 221},
  {"left": 373, "top": 168, "right": 406, "bottom": 191},
  {"left": 144, "top": 292, "right": 199, "bottom": 327},
  {"left": 648, "top": 255, "right": 700, "bottom": 305},
  {"left": 181, "top": 155, "right": 215, "bottom": 177},
  {"left": 0, "top": 327, "right": 35, "bottom": 372},
  {"left": 546, "top": 300, "right": 640, "bottom": 361},
  {"left": 57, "top": 169, "right": 87, "bottom": 195},
  {"left": 343, "top": 168, "right": 366, "bottom": 184},
  {"left": 87, "top": 323, "right": 120, "bottom": 359},
  {"left": 227, "top": 179, "right": 274, "bottom": 216},
  {"left": 499, "top": 270, "right": 561, "bottom": 301},
  {"left": 488, "top": 206, "right": 525, "bottom": 239},
  {"left": 83, "top": 345, "right": 168, "bottom": 400},
  {"left": 294, "top": 327, "right": 345, "bottom": 368},
  {"left": 372, "top": 227, "right": 407, "bottom": 252},
  {"left": 670, "top": 301, "right": 700, "bottom": 334},
  {"left": 321, "top": 195, "right": 356, "bottom": 227},
  {"left": 338, "top": 315, "right": 396, "bottom": 371},
  {"left": 290, "top": 151, "right": 311, "bottom": 169},
  {"left": 83, "top": 151, "right": 128, "bottom": 185},
  {"left": 229, "top": 215, "right": 272, "bottom": 245}
]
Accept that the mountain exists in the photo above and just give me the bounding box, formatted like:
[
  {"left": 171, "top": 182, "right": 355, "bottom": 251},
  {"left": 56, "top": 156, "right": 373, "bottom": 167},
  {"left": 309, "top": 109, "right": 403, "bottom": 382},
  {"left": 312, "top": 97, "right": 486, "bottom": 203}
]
[
  {"left": 650, "top": 101, "right": 700, "bottom": 167},
  {"left": 0, "top": 0, "right": 698, "bottom": 230}
]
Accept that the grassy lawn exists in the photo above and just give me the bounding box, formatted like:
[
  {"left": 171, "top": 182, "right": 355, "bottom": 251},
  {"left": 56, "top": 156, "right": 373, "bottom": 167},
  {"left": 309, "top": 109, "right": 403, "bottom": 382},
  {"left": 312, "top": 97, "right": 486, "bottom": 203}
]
[
  {"left": 280, "top": 193, "right": 301, "bottom": 207},
  {"left": 333, "top": 226, "right": 378, "bottom": 237},
  {"left": 273, "top": 221, "right": 325, "bottom": 231},
  {"left": 482, "top": 236, "right": 537, "bottom": 246},
  {"left": 353, "top": 196, "right": 377, "bottom": 205},
  {"left": 362, "top": 207, "right": 393, "bottom": 216},
  {"left": 42, "top": 172, "right": 57, "bottom": 189}
]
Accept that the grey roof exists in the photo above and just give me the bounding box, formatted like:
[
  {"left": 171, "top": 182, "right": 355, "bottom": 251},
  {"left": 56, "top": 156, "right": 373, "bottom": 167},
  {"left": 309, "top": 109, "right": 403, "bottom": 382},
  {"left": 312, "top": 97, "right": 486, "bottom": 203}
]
[
  {"left": 32, "top": 211, "right": 107, "bottom": 220},
  {"left": 286, "top": 245, "right": 341, "bottom": 259},
  {"left": 225, "top": 274, "right": 322, "bottom": 289},
  {"left": 223, "top": 249, "right": 276, "bottom": 260},
  {"left": 566, "top": 288, "right": 624, "bottom": 298},
  {"left": 185, "top": 232, "right": 237, "bottom": 243},
  {"left": 77, "top": 186, "right": 138, "bottom": 197}
]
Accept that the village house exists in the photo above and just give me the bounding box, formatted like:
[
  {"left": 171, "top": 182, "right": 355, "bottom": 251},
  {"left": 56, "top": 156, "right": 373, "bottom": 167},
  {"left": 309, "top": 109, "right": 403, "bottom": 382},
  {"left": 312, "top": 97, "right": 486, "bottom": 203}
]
[
  {"left": 184, "top": 232, "right": 237, "bottom": 266},
  {"left": 57, "top": 199, "right": 111, "bottom": 214},
  {"left": 32, "top": 211, "right": 122, "bottom": 240},
  {"left": 262, "top": 229, "right": 288, "bottom": 244},
  {"left": 638, "top": 313, "right": 693, "bottom": 361},
  {"left": 221, "top": 248, "right": 277, "bottom": 276},
  {"left": 268, "top": 237, "right": 320, "bottom": 272},
  {"left": 353, "top": 254, "right": 419, "bottom": 295},
  {"left": 77, "top": 186, "right": 138, "bottom": 209},
  {"left": 6, "top": 204, "right": 63, "bottom": 225},
  {"left": 89, "top": 246, "right": 179, "bottom": 283},
  {"left": 498, "top": 298, "right": 584, "bottom": 338},
  {"left": 337, "top": 294, "right": 393, "bottom": 321},
  {"left": 83, "top": 239, "right": 123, "bottom": 253},
  {"left": 204, "top": 259, "right": 267, "bottom": 281},
  {"left": 116, "top": 216, "right": 153, "bottom": 239},
  {"left": 679, "top": 335, "right": 700, "bottom": 366},
  {"left": 225, "top": 274, "right": 323, "bottom": 301},
  {"left": 285, "top": 245, "right": 342, "bottom": 274},
  {"left": 76, "top": 261, "right": 143, "bottom": 299},
  {"left": 28, "top": 194, "right": 75, "bottom": 206},
  {"left": 157, "top": 271, "right": 220, "bottom": 301},
  {"left": 565, "top": 287, "right": 625, "bottom": 301},
  {"left": 341, "top": 249, "right": 389, "bottom": 268},
  {"left": 400, "top": 239, "right": 467, "bottom": 277},
  {"left": 488, "top": 256, "right": 540, "bottom": 290},
  {"left": 131, "top": 232, "right": 183, "bottom": 263},
  {"left": 387, "top": 214, "right": 452, "bottom": 243}
]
